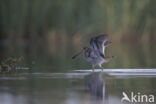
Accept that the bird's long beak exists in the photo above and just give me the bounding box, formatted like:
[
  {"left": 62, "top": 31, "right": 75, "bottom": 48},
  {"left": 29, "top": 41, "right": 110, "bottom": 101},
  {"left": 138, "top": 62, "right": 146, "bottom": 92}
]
[{"left": 72, "top": 51, "right": 82, "bottom": 59}]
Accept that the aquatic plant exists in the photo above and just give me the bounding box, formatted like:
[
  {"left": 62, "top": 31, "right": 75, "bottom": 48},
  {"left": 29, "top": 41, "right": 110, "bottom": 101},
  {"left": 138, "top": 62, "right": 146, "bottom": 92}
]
[{"left": 0, "top": 56, "right": 24, "bottom": 73}]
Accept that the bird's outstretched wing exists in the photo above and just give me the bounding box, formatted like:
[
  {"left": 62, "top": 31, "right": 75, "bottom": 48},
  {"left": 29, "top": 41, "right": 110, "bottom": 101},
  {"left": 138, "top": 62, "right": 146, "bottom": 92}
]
[{"left": 90, "top": 34, "right": 110, "bottom": 57}]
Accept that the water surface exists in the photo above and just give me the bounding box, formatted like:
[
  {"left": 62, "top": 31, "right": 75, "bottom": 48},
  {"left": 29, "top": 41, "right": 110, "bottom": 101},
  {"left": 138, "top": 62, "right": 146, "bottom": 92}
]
[{"left": 0, "top": 69, "right": 156, "bottom": 104}]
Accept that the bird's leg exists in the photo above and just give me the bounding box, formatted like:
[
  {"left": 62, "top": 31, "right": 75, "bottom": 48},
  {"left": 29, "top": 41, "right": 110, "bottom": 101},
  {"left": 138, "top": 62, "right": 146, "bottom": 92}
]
[
  {"left": 92, "top": 65, "right": 95, "bottom": 72},
  {"left": 100, "top": 66, "right": 104, "bottom": 72}
]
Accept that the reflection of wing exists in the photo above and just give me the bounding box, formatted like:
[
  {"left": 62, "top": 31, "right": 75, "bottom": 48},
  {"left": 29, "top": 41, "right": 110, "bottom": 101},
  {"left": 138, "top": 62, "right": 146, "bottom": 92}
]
[{"left": 90, "top": 34, "right": 108, "bottom": 57}]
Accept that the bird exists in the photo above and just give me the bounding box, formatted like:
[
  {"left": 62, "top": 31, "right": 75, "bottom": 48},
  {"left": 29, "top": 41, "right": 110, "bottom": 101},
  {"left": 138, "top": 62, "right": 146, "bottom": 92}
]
[{"left": 72, "top": 34, "right": 114, "bottom": 71}]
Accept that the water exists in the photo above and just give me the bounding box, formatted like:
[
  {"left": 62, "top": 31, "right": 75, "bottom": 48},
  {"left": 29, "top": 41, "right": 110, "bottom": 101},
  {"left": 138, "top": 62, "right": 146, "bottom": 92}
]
[
  {"left": 0, "top": 69, "right": 156, "bottom": 104},
  {"left": 0, "top": 40, "right": 156, "bottom": 104}
]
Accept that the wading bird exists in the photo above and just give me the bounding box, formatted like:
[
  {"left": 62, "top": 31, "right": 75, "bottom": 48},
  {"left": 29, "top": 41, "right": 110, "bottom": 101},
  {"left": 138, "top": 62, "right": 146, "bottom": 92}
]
[{"left": 72, "top": 34, "right": 114, "bottom": 71}]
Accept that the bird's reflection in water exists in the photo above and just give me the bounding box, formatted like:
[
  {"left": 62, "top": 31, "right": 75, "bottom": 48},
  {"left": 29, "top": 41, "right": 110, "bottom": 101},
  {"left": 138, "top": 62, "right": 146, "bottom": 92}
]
[{"left": 84, "top": 72, "right": 107, "bottom": 101}]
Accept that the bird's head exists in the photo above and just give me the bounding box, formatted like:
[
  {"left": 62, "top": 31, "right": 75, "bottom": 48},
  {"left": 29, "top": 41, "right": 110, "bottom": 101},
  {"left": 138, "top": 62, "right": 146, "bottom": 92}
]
[
  {"left": 72, "top": 47, "right": 89, "bottom": 59},
  {"left": 82, "top": 47, "right": 89, "bottom": 52}
]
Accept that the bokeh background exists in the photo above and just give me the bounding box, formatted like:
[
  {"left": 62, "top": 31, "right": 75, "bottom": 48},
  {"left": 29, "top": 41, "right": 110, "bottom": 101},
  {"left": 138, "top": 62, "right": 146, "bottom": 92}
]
[{"left": 0, "top": 0, "right": 156, "bottom": 72}]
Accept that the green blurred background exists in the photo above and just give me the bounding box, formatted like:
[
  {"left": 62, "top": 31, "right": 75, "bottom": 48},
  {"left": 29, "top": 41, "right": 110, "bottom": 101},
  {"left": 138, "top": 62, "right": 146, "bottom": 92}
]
[{"left": 0, "top": 0, "right": 156, "bottom": 72}]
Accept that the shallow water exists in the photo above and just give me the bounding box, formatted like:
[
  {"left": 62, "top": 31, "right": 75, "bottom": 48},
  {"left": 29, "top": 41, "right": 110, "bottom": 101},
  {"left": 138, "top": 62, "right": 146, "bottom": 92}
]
[
  {"left": 0, "top": 40, "right": 156, "bottom": 104},
  {"left": 0, "top": 69, "right": 156, "bottom": 104}
]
